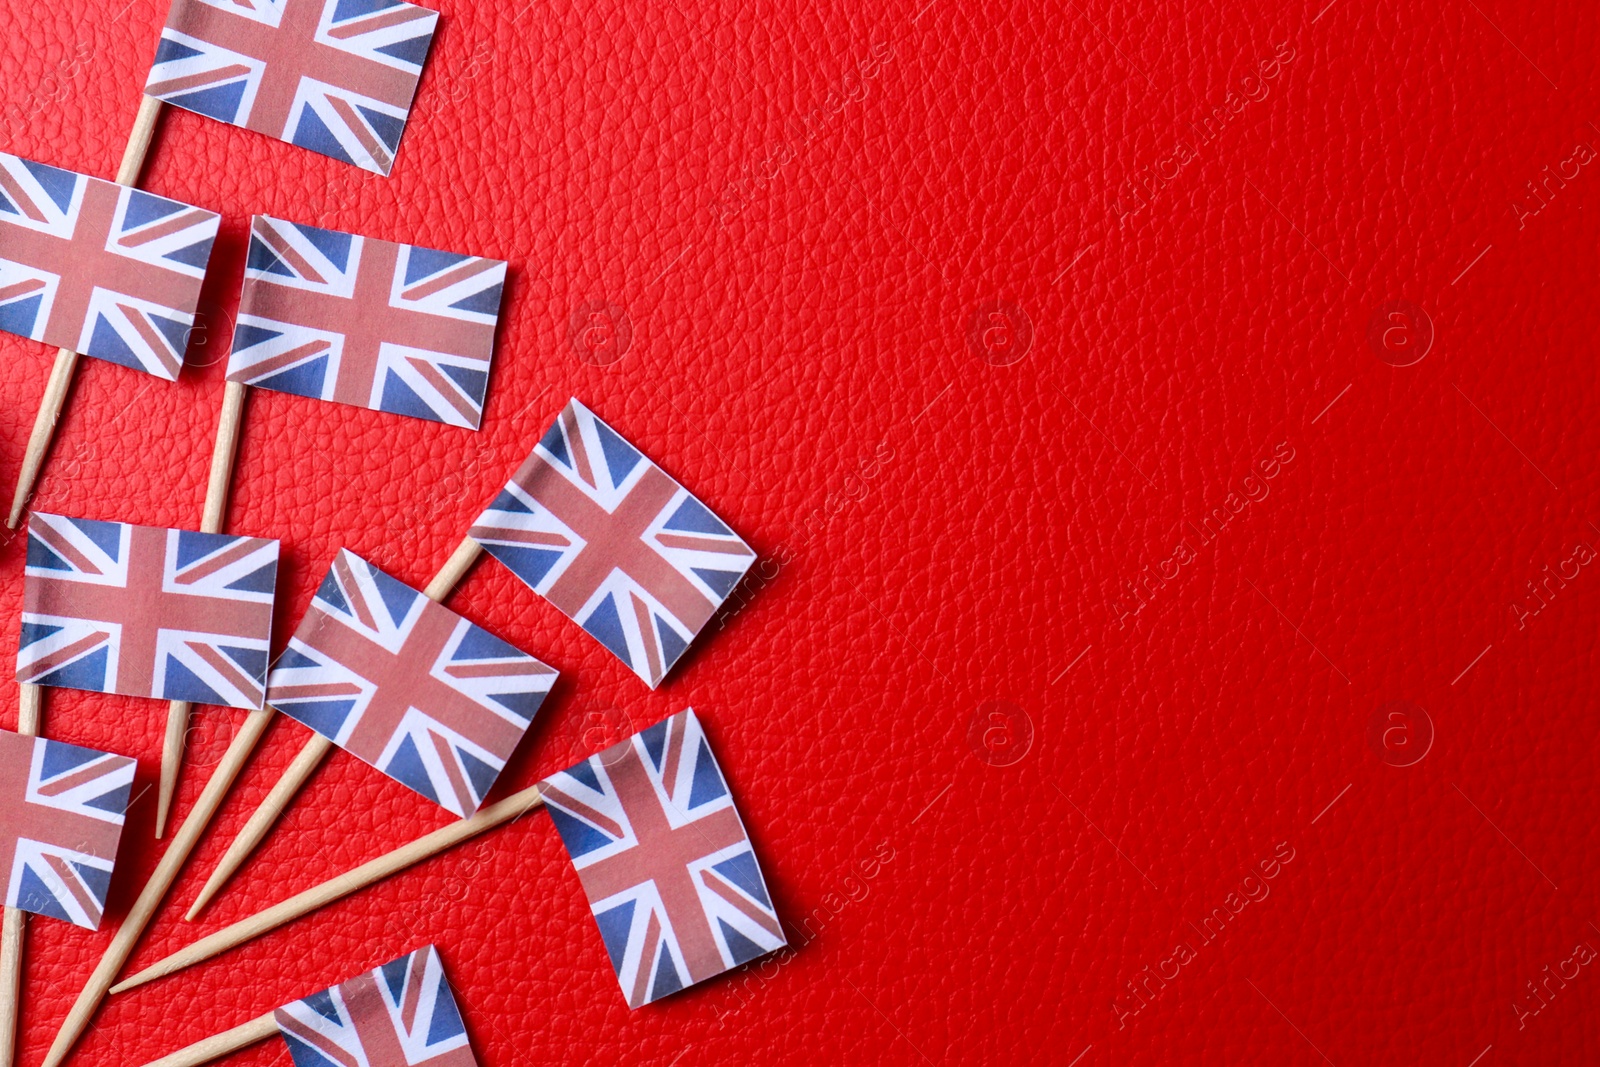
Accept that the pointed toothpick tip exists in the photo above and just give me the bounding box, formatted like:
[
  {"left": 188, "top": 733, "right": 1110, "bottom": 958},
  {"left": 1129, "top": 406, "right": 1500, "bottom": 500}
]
[{"left": 111, "top": 960, "right": 161, "bottom": 995}]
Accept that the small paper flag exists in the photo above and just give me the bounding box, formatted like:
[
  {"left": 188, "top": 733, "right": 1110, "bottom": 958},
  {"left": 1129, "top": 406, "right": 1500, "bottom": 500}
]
[
  {"left": 266, "top": 550, "right": 556, "bottom": 816},
  {"left": 17, "top": 513, "right": 280, "bottom": 710},
  {"left": 0, "top": 728, "right": 136, "bottom": 929},
  {"left": 541, "top": 708, "right": 784, "bottom": 1007},
  {"left": 226, "top": 215, "right": 506, "bottom": 428},
  {"left": 146, "top": 0, "right": 441, "bottom": 176},
  {"left": 0, "top": 151, "right": 219, "bottom": 379},
  {"left": 273, "top": 945, "right": 478, "bottom": 1066},
  {"left": 470, "top": 399, "right": 757, "bottom": 688}
]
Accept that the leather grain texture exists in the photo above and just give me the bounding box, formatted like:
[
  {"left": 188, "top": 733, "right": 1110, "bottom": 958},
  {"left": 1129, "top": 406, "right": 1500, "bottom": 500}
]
[{"left": 2, "top": 0, "right": 1598, "bottom": 1063}]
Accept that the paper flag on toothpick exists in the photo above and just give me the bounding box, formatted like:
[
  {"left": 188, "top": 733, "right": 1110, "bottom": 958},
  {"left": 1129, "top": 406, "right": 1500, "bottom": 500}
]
[
  {"left": 266, "top": 549, "right": 556, "bottom": 816},
  {"left": 541, "top": 708, "right": 784, "bottom": 1007},
  {"left": 226, "top": 215, "right": 506, "bottom": 428},
  {"left": 17, "top": 513, "right": 280, "bottom": 710},
  {"left": 145, "top": 0, "right": 441, "bottom": 176},
  {"left": 0, "top": 729, "right": 135, "bottom": 929},
  {"left": 0, "top": 151, "right": 219, "bottom": 379},
  {"left": 470, "top": 399, "right": 757, "bottom": 687},
  {"left": 274, "top": 945, "right": 476, "bottom": 1066}
]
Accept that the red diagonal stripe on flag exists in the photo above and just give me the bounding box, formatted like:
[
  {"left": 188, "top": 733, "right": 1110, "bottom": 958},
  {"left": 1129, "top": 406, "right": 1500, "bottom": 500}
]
[
  {"left": 630, "top": 592, "right": 663, "bottom": 684},
  {"left": 114, "top": 302, "right": 184, "bottom": 378},
  {"left": 174, "top": 536, "right": 268, "bottom": 585},
  {"left": 629, "top": 911, "right": 663, "bottom": 1008},
  {"left": 326, "top": 4, "right": 433, "bottom": 39},
  {"left": 654, "top": 532, "right": 754, "bottom": 556},
  {"left": 145, "top": 63, "right": 253, "bottom": 99},
  {"left": 233, "top": 338, "right": 331, "bottom": 381},
  {"left": 397, "top": 930, "right": 429, "bottom": 1032},
  {"left": 700, "top": 867, "right": 782, "bottom": 938},
  {"left": 189, "top": 641, "right": 263, "bottom": 704},
  {"left": 253, "top": 218, "right": 328, "bottom": 284},
  {"left": 0, "top": 167, "right": 48, "bottom": 223},
  {"left": 270, "top": 681, "right": 364, "bottom": 700},
  {"left": 444, "top": 659, "right": 555, "bottom": 680},
  {"left": 403, "top": 355, "right": 481, "bottom": 424},
  {"left": 274, "top": 1013, "right": 359, "bottom": 1067},
  {"left": 477, "top": 527, "right": 570, "bottom": 548},
  {"left": 332, "top": 552, "right": 380, "bottom": 632},
  {"left": 658, "top": 710, "right": 685, "bottom": 797},
  {"left": 540, "top": 783, "right": 625, "bottom": 840},
  {"left": 19, "top": 631, "right": 113, "bottom": 681},
  {"left": 29, "top": 522, "right": 106, "bottom": 575},
  {"left": 325, "top": 96, "right": 391, "bottom": 173},
  {"left": 561, "top": 405, "right": 598, "bottom": 489},
  {"left": 428, "top": 729, "right": 475, "bottom": 814},
  {"left": 400, "top": 256, "right": 498, "bottom": 301},
  {"left": 35, "top": 757, "right": 115, "bottom": 798},
  {"left": 43, "top": 853, "right": 102, "bottom": 926},
  {"left": 118, "top": 208, "right": 213, "bottom": 248},
  {"left": 0, "top": 279, "right": 47, "bottom": 302}
]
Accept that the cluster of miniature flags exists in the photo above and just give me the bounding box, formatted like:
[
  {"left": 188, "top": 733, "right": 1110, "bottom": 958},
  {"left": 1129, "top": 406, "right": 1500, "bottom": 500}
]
[
  {"left": 0, "top": 0, "right": 786, "bottom": 1061},
  {"left": 0, "top": 0, "right": 502, "bottom": 429},
  {"left": 7, "top": 400, "right": 775, "bottom": 1005}
]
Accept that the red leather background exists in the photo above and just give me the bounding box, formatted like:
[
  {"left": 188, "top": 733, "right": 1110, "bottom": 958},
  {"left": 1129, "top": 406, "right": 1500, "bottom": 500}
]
[{"left": 2, "top": 0, "right": 1598, "bottom": 1063}]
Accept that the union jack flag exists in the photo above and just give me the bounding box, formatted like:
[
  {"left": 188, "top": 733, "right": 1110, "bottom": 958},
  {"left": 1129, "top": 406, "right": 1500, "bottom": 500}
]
[
  {"left": 227, "top": 215, "right": 505, "bottom": 429},
  {"left": 0, "top": 151, "right": 219, "bottom": 379},
  {"left": 17, "top": 513, "right": 280, "bottom": 710},
  {"left": 0, "top": 728, "right": 136, "bottom": 930},
  {"left": 542, "top": 708, "right": 784, "bottom": 1007},
  {"left": 146, "top": 0, "right": 440, "bottom": 175},
  {"left": 274, "top": 945, "right": 478, "bottom": 1066},
  {"left": 470, "top": 399, "right": 756, "bottom": 688},
  {"left": 267, "top": 550, "right": 555, "bottom": 816}
]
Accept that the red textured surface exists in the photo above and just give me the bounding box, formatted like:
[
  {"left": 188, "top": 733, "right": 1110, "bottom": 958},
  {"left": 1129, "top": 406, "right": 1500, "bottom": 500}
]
[{"left": 2, "top": 0, "right": 1598, "bottom": 1064}]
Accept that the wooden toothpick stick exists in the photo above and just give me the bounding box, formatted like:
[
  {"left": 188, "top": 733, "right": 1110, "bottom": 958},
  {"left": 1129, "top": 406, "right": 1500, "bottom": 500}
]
[
  {"left": 115, "top": 96, "right": 164, "bottom": 188},
  {"left": 7, "top": 350, "right": 79, "bottom": 531},
  {"left": 112, "top": 780, "right": 545, "bottom": 995},
  {"left": 0, "top": 685, "right": 43, "bottom": 1067},
  {"left": 138, "top": 1011, "right": 277, "bottom": 1067},
  {"left": 0, "top": 911, "right": 22, "bottom": 1067},
  {"left": 425, "top": 536, "right": 487, "bottom": 602},
  {"left": 6, "top": 95, "right": 162, "bottom": 530},
  {"left": 184, "top": 536, "right": 483, "bottom": 917},
  {"left": 156, "top": 380, "right": 249, "bottom": 839},
  {"left": 11, "top": 685, "right": 38, "bottom": 739}
]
